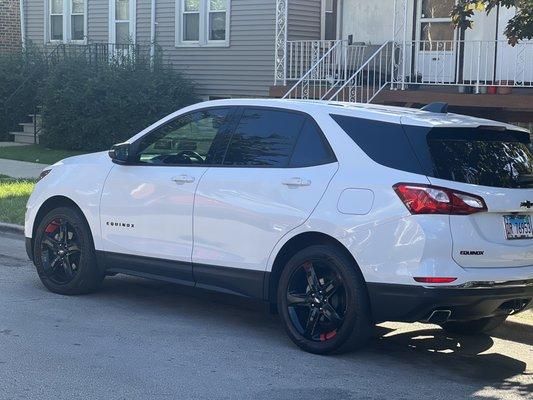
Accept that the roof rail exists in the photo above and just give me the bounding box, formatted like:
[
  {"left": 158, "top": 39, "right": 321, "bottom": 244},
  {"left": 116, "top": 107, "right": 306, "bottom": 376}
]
[{"left": 421, "top": 102, "right": 448, "bottom": 113}]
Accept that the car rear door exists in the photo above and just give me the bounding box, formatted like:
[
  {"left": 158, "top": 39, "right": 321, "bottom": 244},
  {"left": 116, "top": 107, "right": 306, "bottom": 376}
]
[
  {"left": 405, "top": 125, "right": 533, "bottom": 269},
  {"left": 192, "top": 107, "right": 339, "bottom": 297}
]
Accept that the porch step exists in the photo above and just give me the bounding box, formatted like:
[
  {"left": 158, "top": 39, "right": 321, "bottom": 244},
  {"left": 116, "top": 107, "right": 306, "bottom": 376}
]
[
  {"left": 10, "top": 131, "right": 40, "bottom": 144},
  {"left": 19, "top": 122, "right": 42, "bottom": 134}
]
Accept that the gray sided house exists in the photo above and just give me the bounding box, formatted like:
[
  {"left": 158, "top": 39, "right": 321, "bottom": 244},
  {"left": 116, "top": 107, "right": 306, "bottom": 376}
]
[
  {"left": 19, "top": 0, "right": 324, "bottom": 99},
  {"left": 14, "top": 0, "right": 533, "bottom": 128}
]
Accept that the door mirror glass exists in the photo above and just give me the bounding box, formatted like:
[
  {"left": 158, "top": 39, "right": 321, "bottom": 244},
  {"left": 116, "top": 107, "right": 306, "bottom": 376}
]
[{"left": 109, "top": 142, "right": 131, "bottom": 164}]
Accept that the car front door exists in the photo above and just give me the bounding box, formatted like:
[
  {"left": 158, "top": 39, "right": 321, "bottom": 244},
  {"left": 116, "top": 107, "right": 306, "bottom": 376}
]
[
  {"left": 100, "top": 107, "right": 235, "bottom": 283},
  {"left": 192, "top": 107, "right": 339, "bottom": 298}
]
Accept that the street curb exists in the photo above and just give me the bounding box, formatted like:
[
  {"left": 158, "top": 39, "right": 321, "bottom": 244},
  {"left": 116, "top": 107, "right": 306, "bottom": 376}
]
[{"left": 0, "top": 222, "right": 24, "bottom": 235}]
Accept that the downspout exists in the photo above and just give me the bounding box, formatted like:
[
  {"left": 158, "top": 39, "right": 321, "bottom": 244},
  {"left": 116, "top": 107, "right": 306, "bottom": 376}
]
[
  {"left": 19, "top": 0, "right": 26, "bottom": 48},
  {"left": 150, "top": 0, "right": 156, "bottom": 65}
]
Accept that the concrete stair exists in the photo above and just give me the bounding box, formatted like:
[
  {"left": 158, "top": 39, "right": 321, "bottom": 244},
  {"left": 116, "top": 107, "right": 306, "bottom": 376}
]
[{"left": 10, "top": 114, "right": 42, "bottom": 144}]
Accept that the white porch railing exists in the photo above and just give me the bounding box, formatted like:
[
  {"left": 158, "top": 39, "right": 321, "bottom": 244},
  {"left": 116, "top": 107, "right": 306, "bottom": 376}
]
[
  {"left": 286, "top": 40, "right": 367, "bottom": 82},
  {"left": 281, "top": 39, "right": 532, "bottom": 104},
  {"left": 329, "top": 41, "right": 394, "bottom": 103},
  {"left": 397, "top": 40, "right": 533, "bottom": 90},
  {"left": 283, "top": 40, "right": 367, "bottom": 100}
]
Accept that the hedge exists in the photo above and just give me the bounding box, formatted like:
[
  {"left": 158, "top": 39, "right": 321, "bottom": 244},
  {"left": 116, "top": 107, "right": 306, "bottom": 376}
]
[
  {"left": 0, "top": 44, "right": 47, "bottom": 141},
  {"left": 40, "top": 53, "right": 197, "bottom": 151}
]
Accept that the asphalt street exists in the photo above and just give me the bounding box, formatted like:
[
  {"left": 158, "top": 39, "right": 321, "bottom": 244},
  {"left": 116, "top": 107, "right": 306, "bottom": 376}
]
[{"left": 0, "top": 231, "right": 531, "bottom": 400}]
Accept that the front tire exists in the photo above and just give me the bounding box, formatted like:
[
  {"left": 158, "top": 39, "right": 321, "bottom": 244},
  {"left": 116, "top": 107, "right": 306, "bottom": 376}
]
[
  {"left": 33, "top": 207, "right": 104, "bottom": 295},
  {"left": 440, "top": 315, "right": 507, "bottom": 334},
  {"left": 277, "top": 245, "right": 372, "bottom": 354}
]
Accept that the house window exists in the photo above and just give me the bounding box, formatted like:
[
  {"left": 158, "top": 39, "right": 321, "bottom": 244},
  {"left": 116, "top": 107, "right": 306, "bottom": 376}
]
[
  {"left": 50, "top": 0, "right": 63, "bottom": 41},
  {"left": 208, "top": 0, "right": 227, "bottom": 41},
  {"left": 48, "top": 0, "right": 85, "bottom": 42},
  {"left": 71, "top": 0, "right": 84, "bottom": 40},
  {"left": 110, "top": 0, "right": 135, "bottom": 44},
  {"left": 177, "top": 0, "right": 230, "bottom": 46},
  {"left": 322, "top": 0, "right": 337, "bottom": 40},
  {"left": 183, "top": 0, "right": 200, "bottom": 41}
]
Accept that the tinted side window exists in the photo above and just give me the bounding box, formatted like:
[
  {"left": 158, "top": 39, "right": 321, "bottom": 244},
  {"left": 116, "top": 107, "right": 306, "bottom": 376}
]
[
  {"left": 135, "top": 108, "right": 233, "bottom": 166},
  {"left": 289, "top": 119, "right": 336, "bottom": 167},
  {"left": 331, "top": 114, "right": 423, "bottom": 174},
  {"left": 224, "top": 108, "right": 305, "bottom": 167}
]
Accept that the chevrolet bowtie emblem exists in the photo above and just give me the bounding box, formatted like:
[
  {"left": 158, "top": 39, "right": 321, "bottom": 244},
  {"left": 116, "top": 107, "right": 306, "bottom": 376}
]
[{"left": 520, "top": 201, "right": 533, "bottom": 209}]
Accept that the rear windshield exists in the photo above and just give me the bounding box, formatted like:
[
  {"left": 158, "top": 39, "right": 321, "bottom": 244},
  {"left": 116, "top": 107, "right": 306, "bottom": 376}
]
[
  {"left": 405, "top": 127, "right": 533, "bottom": 189},
  {"left": 332, "top": 114, "right": 533, "bottom": 189}
]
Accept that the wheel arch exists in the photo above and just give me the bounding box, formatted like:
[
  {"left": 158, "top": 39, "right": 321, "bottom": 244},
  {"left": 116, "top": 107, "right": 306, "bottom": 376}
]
[
  {"left": 267, "top": 231, "right": 365, "bottom": 304},
  {"left": 30, "top": 195, "right": 93, "bottom": 256}
]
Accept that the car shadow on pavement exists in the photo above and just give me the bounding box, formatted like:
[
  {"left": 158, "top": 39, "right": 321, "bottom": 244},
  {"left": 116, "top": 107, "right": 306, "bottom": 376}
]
[
  {"left": 366, "top": 325, "right": 532, "bottom": 399},
  {"left": 89, "top": 275, "right": 531, "bottom": 397}
]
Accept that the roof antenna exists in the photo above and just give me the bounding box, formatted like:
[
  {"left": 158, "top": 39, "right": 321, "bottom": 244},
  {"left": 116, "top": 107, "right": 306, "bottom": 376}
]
[{"left": 421, "top": 102, "right": 448, "bottom": 113}]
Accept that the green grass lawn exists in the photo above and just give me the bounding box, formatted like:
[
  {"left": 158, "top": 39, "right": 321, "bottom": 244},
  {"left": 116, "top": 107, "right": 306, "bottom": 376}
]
[
  {"left": 0, "top": 145, "right": 85, "bottom": 165},
  {"left": 0, "top": 174, "right": 36, "bottom": 225}
]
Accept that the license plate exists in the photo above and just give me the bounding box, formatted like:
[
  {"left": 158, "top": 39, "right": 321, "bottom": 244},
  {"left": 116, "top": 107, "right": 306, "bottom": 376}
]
[{"left": 504, "top": 215, "right": 533, "bottom": 240}]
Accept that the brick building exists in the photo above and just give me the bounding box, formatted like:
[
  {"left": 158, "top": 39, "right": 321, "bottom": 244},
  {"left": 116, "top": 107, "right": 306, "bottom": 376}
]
[{"left": 0, "top": 0, "right": 22, "bottom": 53}]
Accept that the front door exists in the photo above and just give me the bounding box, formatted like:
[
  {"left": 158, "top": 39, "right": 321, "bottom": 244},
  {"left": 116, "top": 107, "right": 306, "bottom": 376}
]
[
  {"left": 192, "top": 107, "right": 339, "bottom": 298},
  {"left": 416, "top": 0, "right": 456, "bottom": 83},
  {"left": 100, "top": 107, "right": 234, "bottom": 282}
]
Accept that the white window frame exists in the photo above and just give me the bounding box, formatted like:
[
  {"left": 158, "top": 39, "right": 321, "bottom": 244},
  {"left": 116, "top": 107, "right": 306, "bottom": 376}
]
[
  {"left": 175, "top": 0, "right": 231, "bottom": 47},
  {"left": 320, "top": 0, "right": 341, "bottom": 41},
  {"left": 45, "top": 0, "right": 87, "bottom": 44},
  {"left": 109, "top": 0, "right": 136, "bottom": 44}
]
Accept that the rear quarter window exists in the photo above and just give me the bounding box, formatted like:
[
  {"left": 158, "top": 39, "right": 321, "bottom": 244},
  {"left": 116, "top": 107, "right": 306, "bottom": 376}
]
[{"left": 330, "top": 114, "right": 424, "bottom": 174}]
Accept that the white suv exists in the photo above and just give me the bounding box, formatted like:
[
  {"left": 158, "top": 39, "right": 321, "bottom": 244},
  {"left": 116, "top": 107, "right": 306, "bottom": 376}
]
[{"left": 25, "top": 99, "right": 533, "bottom": 354}]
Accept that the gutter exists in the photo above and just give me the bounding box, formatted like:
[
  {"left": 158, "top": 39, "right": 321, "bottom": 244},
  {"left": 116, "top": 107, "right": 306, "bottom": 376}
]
[
  {"left": 19, "top": 0, "right": 25, "bottom": 47},
  {"left": 0, "top": 222, "right": 24, "bottom": 235},
  {"left": 150, "top": 0, "right": 156, "bottom": 63}
]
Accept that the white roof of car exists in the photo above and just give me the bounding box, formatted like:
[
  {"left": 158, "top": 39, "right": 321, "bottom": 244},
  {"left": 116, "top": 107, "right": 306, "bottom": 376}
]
[{"left": 197, "top": 98, "right": 528, "bottom": 132}]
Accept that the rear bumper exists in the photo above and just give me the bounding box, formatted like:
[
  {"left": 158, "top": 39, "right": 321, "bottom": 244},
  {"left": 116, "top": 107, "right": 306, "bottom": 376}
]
[{"left": 367, "top": 281, "right": 533, "bottom": 323}]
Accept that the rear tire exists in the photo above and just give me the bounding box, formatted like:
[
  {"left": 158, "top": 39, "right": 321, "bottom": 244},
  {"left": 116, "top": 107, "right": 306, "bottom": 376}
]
[
  {"left": 277, "top": 245, "right": 372, "bottom": 354},
  {"left": 440, "top": 315, "right": 507, "bottom": 334},
  {"left": 33, "top": 207, "right": 104, "bottom": 295}
]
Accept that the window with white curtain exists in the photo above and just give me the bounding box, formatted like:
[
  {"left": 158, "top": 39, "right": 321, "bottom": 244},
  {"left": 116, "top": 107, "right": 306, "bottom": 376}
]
[
  {"left": 48, "top": 0, "right": 85, "bottom": 42},
  {"left": 177, "top": 0, "right": 230, "bottom": 46}
]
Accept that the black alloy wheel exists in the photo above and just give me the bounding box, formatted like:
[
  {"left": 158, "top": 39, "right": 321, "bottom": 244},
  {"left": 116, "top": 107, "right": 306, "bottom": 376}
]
[
  {"left": 286, "top": 260, "right": 347, "bottom": 342},
  {"left": 278, "top": 245, "right": 372, "bottom": 354},
  {"left": 34, "top": 207, "right": 104, "bottom": 295},
  {"left": 40, "top": 218, "right": 82, "bottom": 285}
]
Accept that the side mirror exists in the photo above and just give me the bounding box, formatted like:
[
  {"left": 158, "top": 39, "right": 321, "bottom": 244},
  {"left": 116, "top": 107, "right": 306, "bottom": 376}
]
[{"left": 108, "top": 142, "right": 131, "bottom": 165}]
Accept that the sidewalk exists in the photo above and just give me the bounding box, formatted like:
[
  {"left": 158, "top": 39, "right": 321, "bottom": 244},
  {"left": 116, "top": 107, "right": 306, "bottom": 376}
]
[{"left": 0, "top": 158, "right": 49, "bottom": 178}]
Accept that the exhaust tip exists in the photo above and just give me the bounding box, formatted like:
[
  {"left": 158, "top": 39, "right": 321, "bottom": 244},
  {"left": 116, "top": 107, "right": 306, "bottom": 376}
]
[{"left": 424, "top": 310, "right": 452, "bottom": 324}]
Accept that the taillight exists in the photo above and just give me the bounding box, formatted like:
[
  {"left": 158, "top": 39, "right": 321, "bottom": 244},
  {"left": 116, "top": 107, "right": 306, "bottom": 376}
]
[{"left": 393, "top": 183, "right": 487, "bottom": 215}]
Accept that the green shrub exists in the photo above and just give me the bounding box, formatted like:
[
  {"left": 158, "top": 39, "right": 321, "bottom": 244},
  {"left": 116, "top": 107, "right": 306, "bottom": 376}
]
[
  {"left": 40, "top": 54, "right": 197, "bottom": 151},
  {"left": 0, "top": 43, "right": 47, "bottom": 140}
]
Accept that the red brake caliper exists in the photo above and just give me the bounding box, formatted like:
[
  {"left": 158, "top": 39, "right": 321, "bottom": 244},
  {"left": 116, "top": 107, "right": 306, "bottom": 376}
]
[
  {"left": 320, "top": 330, "right": 337, "bottom": 342},
  {"left": 45, "top": 221, "right": 59, "bottom": 234}
]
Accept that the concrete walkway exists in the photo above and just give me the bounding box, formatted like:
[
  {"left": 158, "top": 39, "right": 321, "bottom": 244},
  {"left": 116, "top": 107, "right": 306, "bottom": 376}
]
[
  {"left": 0, "top": 158, "right": 49, "bottom": 178},
  {"left": 0, "top": 142, "right": 29, "bottom": 148}
]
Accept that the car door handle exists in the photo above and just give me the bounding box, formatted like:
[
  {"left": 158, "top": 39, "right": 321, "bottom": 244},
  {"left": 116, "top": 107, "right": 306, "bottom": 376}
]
[
  {"left": 282, "top": 177, "right": 311, "bottom": 187},
  {"left": 172, "top": 175, "right": 195, "bottom": 184}
]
